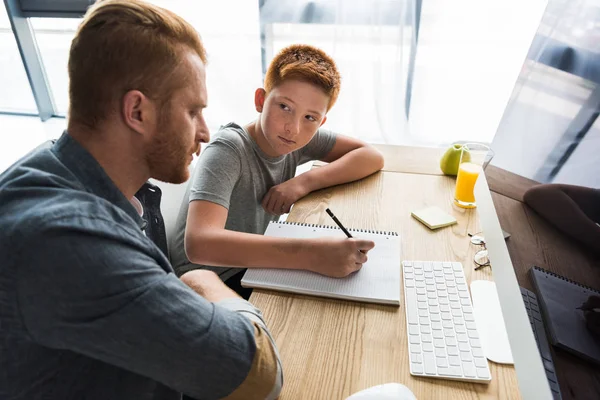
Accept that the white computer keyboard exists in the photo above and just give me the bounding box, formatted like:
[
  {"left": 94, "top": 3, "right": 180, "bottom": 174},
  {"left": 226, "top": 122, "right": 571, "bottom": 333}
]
[{"left": 402, "top": 260, "right": 491, "bottom": 383}]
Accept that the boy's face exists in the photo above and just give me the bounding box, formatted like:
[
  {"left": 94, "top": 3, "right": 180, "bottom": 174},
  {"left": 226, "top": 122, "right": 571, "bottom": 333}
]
[{"left": 255, "top": 79, "right": 329, "bottom": 157}]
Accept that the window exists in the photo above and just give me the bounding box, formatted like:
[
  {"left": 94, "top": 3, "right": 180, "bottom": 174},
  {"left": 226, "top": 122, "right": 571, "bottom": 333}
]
[
  {"left": 0, "top": 1, "right": 37, "bottom": 113},
  {"left": 30, "top": 17, "right": 81, "bottom": 115}
]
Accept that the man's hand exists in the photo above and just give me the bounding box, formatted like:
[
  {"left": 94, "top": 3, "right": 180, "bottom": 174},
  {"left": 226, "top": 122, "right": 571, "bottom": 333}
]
[
  {"left": 180, "top": 270, "right": 241, "bottom": 302},
  {"left": 262, "top": 178, "right": 310, "bottom": 215},
  {"left": 306, "top": 237, "right": 375, "bottom": 278}
]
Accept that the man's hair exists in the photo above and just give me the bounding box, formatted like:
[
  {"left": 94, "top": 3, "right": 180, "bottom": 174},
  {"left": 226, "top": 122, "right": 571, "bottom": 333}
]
[
  {"left": 68, "top": 0, "right": 206, "bottom": 128},
  {"left": 264, "top": 44, "right": 341, "bottom": 111}
]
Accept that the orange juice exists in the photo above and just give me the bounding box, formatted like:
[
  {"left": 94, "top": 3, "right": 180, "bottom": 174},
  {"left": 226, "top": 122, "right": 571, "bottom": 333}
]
[{"left": 454, "top": 162, "right": 482, "bottom": 208}]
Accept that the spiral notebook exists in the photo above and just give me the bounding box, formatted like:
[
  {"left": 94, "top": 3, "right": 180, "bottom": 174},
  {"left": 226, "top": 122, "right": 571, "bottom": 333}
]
[
  {"left": 530, "top": 266, "right": 600, "bottom": 365},
  {"left": 241, "top": 221, "right": 401, "bottom": 306}
]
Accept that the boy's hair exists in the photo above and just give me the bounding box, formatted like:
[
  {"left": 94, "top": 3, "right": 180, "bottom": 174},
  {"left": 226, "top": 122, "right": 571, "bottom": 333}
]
[
  {"left": 68, "top": 0, "right": 207, "bottom": 129},
  {"left": 264, "top": 44, "right": 341, "bottom": 111}
]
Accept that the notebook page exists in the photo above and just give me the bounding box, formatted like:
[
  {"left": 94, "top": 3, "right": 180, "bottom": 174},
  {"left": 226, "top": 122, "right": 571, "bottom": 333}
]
[{"left": 241, "top": 221, "right": 401, "bottom": 305}]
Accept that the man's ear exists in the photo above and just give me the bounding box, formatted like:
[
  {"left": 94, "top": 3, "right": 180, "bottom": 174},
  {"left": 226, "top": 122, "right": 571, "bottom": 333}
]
[
  {"left": 254, "top": 88, "right": 266, "bottom": 113},
  {"left": 319, "top": 115, "right": 328, "bottom": 127},
  {"left": 122, "top": 90, "right": 154, "bottom": 136}
]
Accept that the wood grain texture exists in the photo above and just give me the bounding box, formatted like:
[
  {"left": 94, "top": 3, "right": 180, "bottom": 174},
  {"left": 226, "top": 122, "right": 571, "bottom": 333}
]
[
  {"left": 490, "top": 191, "right": 600, "bottom": 400},
  {"left": 250, "top": 171, "right": 520, "bottom": 399},
  {"left": 314, "top": 144, "right": 447, "bottom": 175}
]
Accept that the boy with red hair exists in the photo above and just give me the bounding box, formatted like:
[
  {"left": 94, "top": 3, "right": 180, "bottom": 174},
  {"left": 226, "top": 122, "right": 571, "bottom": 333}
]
[{"left": 171, "top": 44, "right": 384, "bottom": 293}]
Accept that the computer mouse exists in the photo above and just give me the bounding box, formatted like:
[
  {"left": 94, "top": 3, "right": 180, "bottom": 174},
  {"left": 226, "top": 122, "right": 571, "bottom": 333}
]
[{"left": 345, "top": 383, "right": 417, "bottom": 400}]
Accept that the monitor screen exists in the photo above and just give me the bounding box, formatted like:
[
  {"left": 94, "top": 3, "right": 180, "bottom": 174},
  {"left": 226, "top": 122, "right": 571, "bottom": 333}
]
[{"left": 482, "top": 0, "right": 600, "bottom": 398}]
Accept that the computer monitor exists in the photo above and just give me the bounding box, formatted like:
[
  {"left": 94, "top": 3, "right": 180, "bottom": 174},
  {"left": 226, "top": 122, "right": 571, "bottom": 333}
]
[{"left": 479, "top": 0, "right": 600, "bottom": 398}]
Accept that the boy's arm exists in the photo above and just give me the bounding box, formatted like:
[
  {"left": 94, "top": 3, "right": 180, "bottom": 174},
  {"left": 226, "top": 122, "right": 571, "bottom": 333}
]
[
  {"left": 262, "top": 135, "right": 383, "bottom": 215},
  {"left": 184, "top": 199, "right": 374, "bottom": 277}
]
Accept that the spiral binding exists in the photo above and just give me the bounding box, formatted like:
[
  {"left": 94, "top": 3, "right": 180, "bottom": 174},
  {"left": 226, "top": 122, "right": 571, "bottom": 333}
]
[
  {"left": 533, "top": 266, "right": 599, "bottom": 293},
  {"left": 272, "top": 220, "right": 399, "bottom": 236}
]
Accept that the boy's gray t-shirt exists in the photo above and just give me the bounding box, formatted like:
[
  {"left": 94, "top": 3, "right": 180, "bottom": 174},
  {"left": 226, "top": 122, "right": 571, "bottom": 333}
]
[{"left": 171, "top": 122, "right": 337, "bottom": 279}]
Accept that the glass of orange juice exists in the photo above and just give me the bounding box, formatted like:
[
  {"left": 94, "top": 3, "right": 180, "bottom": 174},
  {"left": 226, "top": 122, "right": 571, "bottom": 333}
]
[{"left": 454, "top": 143, "right": 494, "bottom": 209}]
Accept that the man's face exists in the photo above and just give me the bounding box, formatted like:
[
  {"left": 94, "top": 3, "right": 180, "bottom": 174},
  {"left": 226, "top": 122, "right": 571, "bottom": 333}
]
[
  {"left": 146, "top": 50, "right": 209, "bottom": 184},
  {"left": 257, "top": 79, "right": 329, "bottom": 157}
]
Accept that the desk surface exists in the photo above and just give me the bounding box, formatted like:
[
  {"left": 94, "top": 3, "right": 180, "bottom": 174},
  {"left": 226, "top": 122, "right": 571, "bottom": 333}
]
[{"left": 250, "top": 146, "right": 521, "bottom": 399}]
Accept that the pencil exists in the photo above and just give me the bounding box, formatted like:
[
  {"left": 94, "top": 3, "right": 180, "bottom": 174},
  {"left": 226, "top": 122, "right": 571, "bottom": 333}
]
[{"left": 326, "top": 208, "right": 353, "bottom": 238}]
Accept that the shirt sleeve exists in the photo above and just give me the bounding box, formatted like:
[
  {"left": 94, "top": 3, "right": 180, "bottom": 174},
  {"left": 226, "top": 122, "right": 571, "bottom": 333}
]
[
  {"left": 189, "top": 138, "right": 242, "bottom": 209},
  {"left": 297, "top": 127, "right": 337, "bottom": 165},
  {"left": 16, "top": 217, "right": 282, "bottom": 400}
]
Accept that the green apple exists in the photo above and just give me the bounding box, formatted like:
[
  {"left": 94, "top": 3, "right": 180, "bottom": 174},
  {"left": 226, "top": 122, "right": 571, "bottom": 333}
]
[{"left": 440, "top": 144, "right": 470, "bottom": 176}]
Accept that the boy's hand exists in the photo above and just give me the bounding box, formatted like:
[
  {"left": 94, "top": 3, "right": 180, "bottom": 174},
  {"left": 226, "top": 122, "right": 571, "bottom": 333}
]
[
  {"left": 307, "top": 238, "right": 375, "bottom": 278},
  {"left": 262, "top": 179, "right": 310, "bottom": 215}
]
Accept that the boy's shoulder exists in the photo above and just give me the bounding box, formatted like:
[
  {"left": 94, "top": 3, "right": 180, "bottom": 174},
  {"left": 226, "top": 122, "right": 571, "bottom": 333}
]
[{"left": 207, "top": 123, "right": 251, "bottom": 155}]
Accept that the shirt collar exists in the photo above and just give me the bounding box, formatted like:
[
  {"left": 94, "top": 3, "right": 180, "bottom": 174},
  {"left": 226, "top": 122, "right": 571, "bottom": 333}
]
[{"left": 51, "top": 131, "right": 144, "bottom": 229}]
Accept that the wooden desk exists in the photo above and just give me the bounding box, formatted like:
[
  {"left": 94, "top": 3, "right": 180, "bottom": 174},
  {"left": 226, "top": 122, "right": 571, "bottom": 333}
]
[{"left": 250, "top": 152, "right": 521, "bottom": 399}]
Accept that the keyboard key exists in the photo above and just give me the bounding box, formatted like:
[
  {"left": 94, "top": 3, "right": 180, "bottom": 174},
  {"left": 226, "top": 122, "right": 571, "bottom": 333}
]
[
  {"left": 467, "top": 329, "right": 479, "bottom": 339},
  {"left": 463, "top": 361, "right": 476, "bottom": 378},
  {"left": 405, "top": 279, "right": 415, "bottom": 288},
  {"left": 436, "top": 277, "right": 445, "bottom": 284},
  {"left": 437, "top": 366, "right": 463, "bottom": 377},
  {"left": 470, "top": 338, "right": 481, "bottom": 348},
  {"left": 419, "top": 317, "right": 430, "bottom": 325},
  {"left": 450, "top": 302, "right": 461, "bottom": 309},
  {"left": 417, "top": 295, "right": 427, "bottom": 302},
  {"left": 452, "top": 309, "right": 462, "bottom": 317},
  {"left": 411, "top": 353, "right": 423, "bottom": 363},
  {"left": 423, "top": 342, "right": 434, "bottom": 352},
  {"left": 430, "top": 314, "right": 441, "bottom": 322},
  {"left": 414, "top": 274, "right": 424, "bottom": 282},
  {"left": 428, "top": 298, "right": 438, "bottom": 306},
  {"left": 405, "top": 272, "right": 414, "bottom": 280},
  {"left": 424, "top": 272, "right": 433, "bottom": 278},
  {"left": 433, "top": 264, "right": 442, "bottom": 271},
  {"left": 419, "top": 309, "right": 429, "bottom": 317},
  {"left": 423, "top": 353, "right": 436, "bottom": 375},
  {"left": 462, "top": 305, "right": 473, "bottom": 313},
  {"left": 427, "top": 292, "right": 437, "bottom": 299},
  {"left": 443, "top": 328, "right": 455, "bottom": 337},
  {"left": 434, "top": 339, "right": 445, "bottom": 348},
  {"left": 431, "top": 321, "right": 443, "bottom": 330},
  {"left": 447, "top": 346, "right": 458, "bottom": 356},
  {"left": 476, "top": 367, "right": 490, "bottom": 379},
  {"left": 466, "top": 321, "right": 477, "bottom": 330},
  {"left": 422, "top": 334, "right": 432, "bottom": 343},
  {"left": 453, "top": 317, "right": 465, "bottom": 325},
  {"left": 410, "top": 344, "right": 421, "bottom": 353},
  {"left": 459, "top": 290, "right": 470, "bottom": 299},
  {"left": 409, "top": 335, "right": 421, "bottom": 344},
  {"left": 464, "top": 313, "right": 475, "bottom": 321},
  {"left": 446, "top": 280, "right": 456, "bottom": 287},
  {"left": 418, "top": 301, "right": 428, "bottom": 309},
  {"left": 416, "top": 288, "right": 426, "bottom": 295},
  {"left": 424, "top": 264, "right": 433, "bottom": 272},
  {"left": 473, "top": 357, "right": 488, "bottom": 368},
  {"left": 442, "top": 313, "right": 452, "bottom": 321},
  {"left": 439, "top": 298, "right": 449, "bottom": 305},
  {"left": 411, "top": 363, "right": 424, "bottom": 375},
  {"left": 460, "top": 351, "right": 473, "bottom": 362},
  {"left": 456, "top": 277, "right": 466, "bottom": 284},
  {"left": 420, "top": 325, "right": 431, "bottom": 334},
  {"left": 432, "top": 330, "right": 444, "bottom": 339},
  {"left": 472, "top": 347, "right": 484, "bottom": 357},
  {"left": 448, "top": 287, "right": 458, "bottom": 294},
  {"left": 404, "top": 266, "right": 413, "bottom": 273},
  {"left": 425, "top": 278, "right": 434, "bottom": 285},
  {"left": 430, "top": 306, "right": 440, "bottom": 314},
  {"left": 452, "top": 263, "right": 462, "bottom": 271},
  {"left": 459, "top": 342, "right": 470, "bottom": 352},
  {"left": 436, "top": 357, "right": 449, "bottom": 368},
  {"left": 409, "top": 325, "right": 420, "bottom": 335},
  {"left": 448, "top": 355, "right": 461, "bottom": 366},
  {"left": 449, "top": 294, "right": 459, "bottom": 302},
  {"left": 404, "top": 261, "right": 413, "bottom": 268},
  {"left": 461, "top": 298, "right": 471, "bottom": 306},
  {"left": 443, "top": 320, "right": 453, "bottom": 329},
  {"left": 455, "top": 325, "right": 467, "bottom": 333},
  {"left": 457, "top": 333, "right": 469, "bottom": 343},
  {"left": 457, "top": 284, "right": 468, "bottom": 291},
  {"left": 435, "top": 347, "right": 446, "bottom": 357},
  {"left": 440, "top": 304, "right": 450, "bottom": 312},
  {"left": 445, "top": 337, "right": 457, "bottom": 346}
]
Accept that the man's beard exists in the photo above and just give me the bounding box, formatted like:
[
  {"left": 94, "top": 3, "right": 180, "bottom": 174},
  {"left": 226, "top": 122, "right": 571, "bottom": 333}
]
[{"left": 145, "top": 114, "right": 192, "bottom": 184}]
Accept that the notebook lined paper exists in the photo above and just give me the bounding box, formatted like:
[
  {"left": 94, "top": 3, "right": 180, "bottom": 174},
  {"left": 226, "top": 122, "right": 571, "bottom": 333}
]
[{"left": 241, "top": 221, "right": 401, "bottom": 306}]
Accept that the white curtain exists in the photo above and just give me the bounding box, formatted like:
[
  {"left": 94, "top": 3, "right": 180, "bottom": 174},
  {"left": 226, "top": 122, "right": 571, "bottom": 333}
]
[
  {"left": 491, "top": 0, "right": 600, "bottom": 188},
  {"left": 260, "top": 0, "right": 415, "bottom": 144}
]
